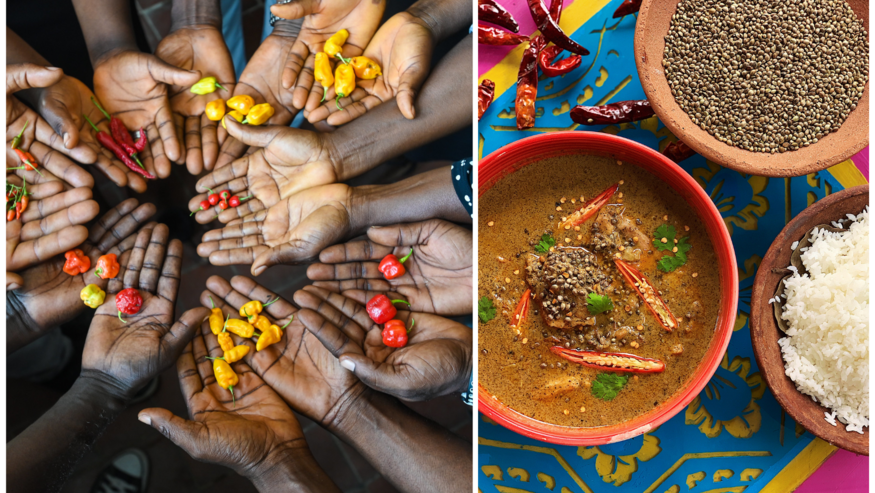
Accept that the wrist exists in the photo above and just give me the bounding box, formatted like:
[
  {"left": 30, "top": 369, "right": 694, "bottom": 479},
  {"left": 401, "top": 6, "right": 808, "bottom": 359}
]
[
  {"left": 405, "top": 8, "right": 442, "bottom": 45},
  {"left": 170, "top": 0, "right": 222, "bottom": 31},
  {"left": 248, "top": 445, "right": 337, "bottom": 493},
  {"left": 92, "top": 46, "right": 138, "bottom": 72},
  {"left": 271, "top": 18, "right": 303, "bottom": 38},
  {"left": 72, "top": 371, "right": 130, "bottom": 413}
]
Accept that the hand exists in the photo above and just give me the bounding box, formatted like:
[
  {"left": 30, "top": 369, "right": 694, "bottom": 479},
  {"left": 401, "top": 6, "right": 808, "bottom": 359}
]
[
  {"left": 7, "top": 199, "right": 156, "bottom": 353},
  {"left": 197, "top": 183, "right": 354, "bottom": 275},
  {"left": 295, "top": 286, "right": 472, "bottom": 401},
  {"left": 137, "top": 325, "right": 337, "bottom": 491},
  {"left": 156, "top": 25, "right": 236, "bottom": 175},
  {"left": 36, "top": 74, "right": 149, "bottom": 192},
  {"left": 92, "top": 49, "right": 201, "bottom": 179},
  {"left": 6, "top": 63, "right": 95, "bottom": 189},
  {"left": 188, "top": 119, "right": 338, "bottom": 224},
  {"left": 82, "top": 223, "right": 207, "bottom": 397},
  {"left": 5, "top": 174, "right": 100, "bottom": 272},
  {"left": 308, "top": 219, "right": 472, "bottom": 315},
  {"left": 307, "top": 11, "right": 433, "bottom": 126}
]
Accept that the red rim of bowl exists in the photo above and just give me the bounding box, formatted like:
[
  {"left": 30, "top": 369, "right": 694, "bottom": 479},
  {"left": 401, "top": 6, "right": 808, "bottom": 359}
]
[{"left": 477, "top": 131, "right": 738, "bottom": 445}]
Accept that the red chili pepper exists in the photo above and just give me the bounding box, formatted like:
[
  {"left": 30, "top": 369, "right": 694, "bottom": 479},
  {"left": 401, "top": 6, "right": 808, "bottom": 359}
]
[
  {"left": 366, "top": 295, "right": 411, "bottom": 325},
  {"left": 570, "top": 100, "right": 654, "bottom": 125},
  {"left": 14, "top": 201, "right": 23, "bottom": 220},
  {"left": 538, "top": 45, "right": 582, "bottom": 77},
  {"left": 613, "top": 258, "right": 679, "bottom": 332},
  {"left": 191, "top": 199, "right": 211, "bottom": 216},
  {"left": 116, "top": 287, "right": 143, "bottom": 323},
  {"left": 612, "top": 0, "right": 642, "bottom": 18},
  {"left": 13, "top": 149, "right": 38, "bottom": 171},
  {"left": 134, "top": 128, "right": 147, "bottom": 152},
  {"left": 18, "top": 195, "right": 29, "bottom": 216},
  {"left": 550, "top": 346, "right": 665, "bottom": 373},
  {"left": 478, "top": 25, "right": 530, "bottom": 46},
  {"left": 207, "top": 192, "right": 220, "bottom": 206},
  {"left": 218, "top": 199, "right": 228, "bottom": 210},
  {"left": 382, "top": 318, "right": 412, "bottom": 348},
  {"left": 92, "top": 97, "right": 142, "bottom": 166},
  {"left": 559, "top": 182, "right": 618, "bottom": 228},
  {"left": 228, "top": 196, "right": 240, "bottom": 207},
  {"left": 527, "top": 0, "right": 589, "bottom": 55},
  {"left": 83, "top": 114, "right": 155, "bottom": 180},
  {"left": 510, "top": 288, "right": 531, "bottom": 328},
  {"left": 549, "top": 0, "right": 563, "bottom": 23},
  {"left": 7, "top": 210, "right": 15, "bottom": 221},
  {"left": 517, "top": 36, "right": 546, "bottom": 130},
  {"left": 63, "top": 249, "right": 91, "bottom": 276},
  {"left": 478, "top": 79, "right": 495, "bottom": 121},
  {"left": 378, "top": 248, "right": 413, "bottom": 280},
  {"left": 219, "top": 190, "right": 231, "bottom": 200},
  {"left": 662, "top": 140, "right": 697, "bottom": 163},
  {"left": 479, "top": 0, "right": 520, "bottom": 33}
]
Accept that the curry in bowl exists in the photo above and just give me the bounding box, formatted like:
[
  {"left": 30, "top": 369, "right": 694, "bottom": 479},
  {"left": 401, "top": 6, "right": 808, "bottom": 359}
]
[{"left": 479, "top": 154, "right": 721, "bottom": 428}]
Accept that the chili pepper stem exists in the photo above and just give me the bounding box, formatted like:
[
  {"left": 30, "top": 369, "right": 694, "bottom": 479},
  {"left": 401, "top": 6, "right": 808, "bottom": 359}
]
[
  {"left": 230, "top": 386, "right": 235, "bottom": 408},
  {"left": 82, "top": 114, "right": 101, "bottom": 133},
  {"left": 336, "top": 95, "right": 343, "bottom": 110},
  {"left": 281, "top": 315, "right": 293, "bottom": 329},
  {"left": 320, "top": 86, "right": 327, "bottom": 103},
  {"left": 239, "top": 194, "right": 253, "bottom": 202},
  {"left": 222, "top": 314, "right": 230, "bottom": 332},
  {"left": 408, "top": 317, "right": 415, "bottom": 335},
  {"left": 209, "top": 296, "right": 216, "bottom": 309},
  {"left": 398, "top": 247, "right": 414, "bottom": 264},
  {"left": 263, "top": 297, "right": 279, "bottom": 308},
  {"left": 335, "top": 53, "right": 352, "bottom": 65},
  {"left": 215, "top": 82, "right": 227, "bottom": 91},
  {"left": 131, "top": 153, "right": 145, "bottom": 170},
  {"left": 118, "top": 311, "right": 126, "bottom": 323},
  {"left": 90, "top": 97, "right": 111, "bottom": 120},
  {"left": 391, "top": 299, "right": 411, "bottom": 306},
  {"left": 253, "top": 331, "right": 262, "bottom": 338}
]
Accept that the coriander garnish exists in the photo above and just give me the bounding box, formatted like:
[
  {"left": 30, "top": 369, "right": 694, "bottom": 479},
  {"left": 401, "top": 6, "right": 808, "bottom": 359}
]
[
  {"left": 586, "top": 292, "right": 614, "bottom": 315},
  {"left": 478, "top": 296, "right": 497, "bottom": 323},
  {"left": 534, "top": 233, "right": 556, "bottom": 253},
  {"left": 592, "top": 372, "right": 630, "bottom": 401},
  {"left": 653, "top": 224, "right": 691, "bottom": 272}
]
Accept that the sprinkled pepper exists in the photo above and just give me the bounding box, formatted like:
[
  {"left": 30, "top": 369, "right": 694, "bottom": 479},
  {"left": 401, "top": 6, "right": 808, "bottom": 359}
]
[
  {"left": 366, "top": 295, "right": 411, "bottom": 325},
  {"left": 662, "top": 140, "right": 697, "bottom": 163},
  {"left": 478, "top": 79, "right": 495, "bottom": 121},
  {"left": 80, "top": 284, "right": 106, "bottom": 309},
  {"left": 190, "top": 76, "right": 227, "bottom": 95},
  {"left": 516, "top": 35, "right": 546, "bottom": 130},
  {"left": 63, "top": 249, "right": 91, "bottom": 276},
  {"left": 324, "top": 29, "right": 349, "bottom": 58},
  {"left": 570, "top": 100, "right": 654, "bottom": 125},
  {"left": 226, "top": 95, "right": 255, "bottom": 115},
  {"left": 314, "top": 52, "right": 335, "bottom": 102},
  {"left": 225, "top": 318, "right": 255, "bottom": 338},
  {"left": 526, "top": 0, "right": 589, "bottom": 55},
  {"left": 382, "top": 318, "right": 413, "bottom": 348},
  {"left": 222, "top": 110, "right": 245, "bottom": 129},
  {"left": 550, "top": 346, "right": 665, "bottom": 373},
  {"left": 478, "top": 25, "right": 529, "bottom": 46},
  {"left": 205, "top": 99, "right": 226, "bottom": 121},
  {"left": 612, "top": 0, "right": 641, "bottom": 18},
  {"left": 334, "top": 64, "right": 355, "bottom": 110},
  {"left": 350, "top": 56, "right": 382, "bottom": 80},
  {"left": 242, "top": 103, "right": 274, "bottom": 125},
  {"left": 479, "top": 0, "right": 520, "bottom": 33},
  {"left": 538, "top": 45, "right": 581, "bottom": 77},
  {"left": 116, "top": 287, "right": 143, "bottom": 323},
  {"left": 93, "top": 253, "right": 120, "bottom": 279},
  {"left": 378, "top": 248, "right": 413, "bottom": 280}
]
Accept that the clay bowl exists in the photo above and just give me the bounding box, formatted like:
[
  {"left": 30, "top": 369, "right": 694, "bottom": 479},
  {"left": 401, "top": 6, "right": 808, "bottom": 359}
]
[
  {"left": 634, "top": 0, "right": 869, "bottom": 178},
  {"left": 750, "top": 185, "right": 869, "bottom": 455},
  {"left": 478, "top": 131, "right": 738, "bottom": 446}
]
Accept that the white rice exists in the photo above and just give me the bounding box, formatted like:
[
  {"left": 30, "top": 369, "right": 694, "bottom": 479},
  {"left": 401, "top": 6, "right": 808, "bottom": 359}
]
[{"left": 778, "top": 207, "right": 869, "bottom": 433}]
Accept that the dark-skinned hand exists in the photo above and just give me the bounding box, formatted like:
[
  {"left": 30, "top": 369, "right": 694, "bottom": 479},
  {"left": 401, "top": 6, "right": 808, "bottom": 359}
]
[
  {"left": 306, "top": 11, "right": 433, "bottom": 126},
  {"left": 294, "top": 285, "right": 472, "bottom": 401},
  {"left": 82, "top": 222, "right": 208, "bottom": 397},
  {"left": 7, "top": 199, "right": 156, "bottom": 352},
  {"left": 92, "top": 49, "right": 201, "bottom": 179},
  {"left": 308, "top": 219, "right": 472, "bottom": 315},
  {"left": 188, "top": 118, "right": 337, "bottom": 224},
  {"left": 155, "top": 25, "right": 236, "bottom": 175},
  {"left": 6, "top": 63, "right": 95, "bottom": 189}
]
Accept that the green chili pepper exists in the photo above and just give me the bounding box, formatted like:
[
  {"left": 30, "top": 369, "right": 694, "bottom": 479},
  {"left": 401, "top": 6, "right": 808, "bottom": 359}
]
[
  {"left": 11, "top": 121, "right": 28, "bottom": 150},
  {"left": 190, "top": 77, "right": 227, "bottom": 95}
]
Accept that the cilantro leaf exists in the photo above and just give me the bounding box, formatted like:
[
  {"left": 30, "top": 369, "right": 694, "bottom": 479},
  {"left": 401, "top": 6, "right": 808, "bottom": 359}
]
[
  {"left": 652, "top": 224, "right": 677, "bottom": 251},
  {"left": 657, "top": 235, "right": 692, "bottom": 272},
  {"left": 591, "top": 372, "right": 630, "bottom": 401},
  {"left": 586, "top": 292, "right": 614, "bottom": 314},
  {"left": 478, "top": 296, "right": 497, "bottom": 323},
  {"left": 534, "top": 233, "right": 556, "bottom": 253}
]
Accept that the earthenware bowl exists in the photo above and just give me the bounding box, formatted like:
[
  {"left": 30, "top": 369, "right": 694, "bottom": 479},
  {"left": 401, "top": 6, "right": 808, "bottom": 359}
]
[
  {"left": 478, "top": 131, "right": 738, "bottom": 445},
  {"left": 750, "top": 185, "right": 869, "bottom": 455},
  {"left": 634, "top": 0, "right": 869, "bottom": 178}
]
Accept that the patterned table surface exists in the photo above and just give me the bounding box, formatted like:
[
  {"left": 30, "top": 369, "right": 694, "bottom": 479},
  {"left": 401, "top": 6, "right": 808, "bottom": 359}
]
[{"left": 477, "top": 1, "right": 869, "bottom": 492}]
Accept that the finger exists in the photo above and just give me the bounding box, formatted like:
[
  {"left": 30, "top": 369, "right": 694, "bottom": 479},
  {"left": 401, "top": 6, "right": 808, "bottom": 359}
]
[
  {"left": 270, "top": 0, "right": 319, "bottom": 19},
  {"left": 19, "top": 200, "right": 100, "bottom": 241},
  {"left": 91, "top": 151, "right": 130, "bottom": 189},
  {"left": 301, "top": 285, "right": 374, "bottom": 332},
  {"left": 20, "top": 186, "right": 93, "bottom": 223},
  {"left": 305, "top": 261, "right": 383, "bottom": 281},
  {"left": 316, "top": 239, "right": 393, "bottom": 264},
  {"left": 162, "top": 307, "right": 211, "bottom": 360},
  {"left": 176, "top": 340, "right": 203, "bottom": 406},
  {"left": 284, "top": 40, "right": 309, "bottom": 93},
  {"left": 310, "top": 279, "right": 393, "bottom": 294},
  {"left": 294, "top": 307, "right": 365, "bottom": 358},
  {"left": 137, "top": 408, "right": 208, "bottom": 455},
  {"left": 28, "top": 141, "right": 94, "bottom": 189},
  {"left": 251, "top": 204, "right": 348, "bottom": 275},
  {"left": 41, "top": 95, "right": 83, "bottom": 149},
  {"left": 7, "top": 272, "right": 23, "bottom": 291},
  {"left": 173, "top": 113, "right": 186, "bottom": 165},
  {"left": 32, "top": 113, "right": 96, "bottom": 165},
  {"left": 223, "top": 117, "right": 284, "bottom": 149},
  {"left": 326, "top": 94, "right": 384, "bottom": 127},
  {"left": 148, "top": 57, "right": 201, "bottom": 87},
  {"left": 217, "top": 197, "right": 264, "bottom": 224},
  {"left": 139, "top": 224, "right": 170, "bottom": 293},
  {"left": 9, "top": 225, "right": 89, "bottom": 271},
  {"left": 340, "top": 288, "right": 407, "bottom": 307},
  {"left": 191, "top": 326, "right": 214, "bottom": 385},
  {"left": 200, "top": 113, "right": 219, "bottom": 171},
  {"left": 227, "top": 275, "right": 297, "bottom": 322},
  {"left": 18, "top": 180, "right": 63, "bottom": 200},
  {"left": 192, "top": 156, "right": 249, "bottom": 204},
  {"left": 156, "top": 239, "right": 183, "bottom": 302},
  {"left": 336, "top": 353, "right": 401, "bottom": 391},
  {"left": 6, "top": 64, "right": 63, "bottom": 94},
  {"left": 291, "top": 52, "right": 315, "bottom": 107},
  {"left": 106, "top": 222, "right": 156, "bottom": 294},
  {"left": 145, "top": 124, "right": 166, "bottom": 179},
  {"left": 184, "top": 116, "right": 203, "bottom": 175},
  {"left": 156, "top": 104, "right": 180, "bottom": 170},
  {"left": 293, "top": 287, "right": 368, "bottom": 342},
  {"left": 397, "top": 83, "right": 417, "bottom": 120},
  {"left": 91, "top": 200, "right": 157, "bottom": 251},
  {"left": 305, "top": 86, "right": 364, "bottom": 124},
  {"left": 214, "top": 135, "right": 248, "bottom": 170},
  {"left": 122, "top": 227, "right": 152, "bottom": 290}
]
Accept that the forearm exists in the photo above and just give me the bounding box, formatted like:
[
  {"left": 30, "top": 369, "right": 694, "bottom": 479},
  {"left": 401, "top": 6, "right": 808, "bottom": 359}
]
[
  {"left": 331, "top": 36, "right": 472, "bottom": 180},
  {"left": 71, "top": 0, "right": 139, "bottom": 65},
  {"left": 7, "top": 292, "right": 44, "bottom": 355},
  {"left": 7, "top": 374, "right": 128, "bottom": 492},
  {"left": 170, "top": 0, "right": 223, "bottom": 30},
  {"left": 330, "top": 390, "right": 471, "bottom": 493},
  {"left": 408, "top": 0, "right": 472, "bottom": 42},
  {"left": 249, "top": 447, "right": 341, "bottom": 493},
  {"left": 6, "top": 28, "right": 53, "bottom": 107}
]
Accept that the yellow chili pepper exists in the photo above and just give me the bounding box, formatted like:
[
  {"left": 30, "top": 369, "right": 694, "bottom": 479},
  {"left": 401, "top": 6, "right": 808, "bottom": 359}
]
[
  {"left": 225, "top": 318, "right": 255, "bottom": 338},
  {"left": 242, "top": 103, "right": 274, "bottom": 126},
  {"left": 208, "top": 297, "right": 225, "bottom": 335},
  {"left": 350, "top": 56, "right": 382, "bottom": 80},
  {"left": 226, "top": 95, "right": 255, "bottom": 115},
  {"left": 217, "top": 331, "right": 235, "bottom": 352},
  {"left": 314, "top": 52, "right": 335, "bottom": 102},
  {"left": 212, "top": 358, "right": 238, "bottom": 406},
  {"left": 80, "top": 284, "right": 106, "bottom": 309},
  {"left": 224, "top": 345, "right": 250, "bottom": 363},
  {"left": 240, "top": 300, "right": 262, "bottom": 321},
  {"left": 190, "top": 76, "right": 227, "bottom": 95},
  {"left": 222, "top": 110, "right": 245, "bottom": 129},
  {"left": 252, "top": 314, "right": 272, "bottom": 333},
  {"left": 324, "top": 29, "right": 349, "bottom": 58},
  {"left": 205, "top": 99, "right": 226, "bottom": 121},
  {"left": 256, "top": 317, "right": 292, "bottom": 351},
  {"left": 334, "top": 64, "right": 355, "bottom": 110}
]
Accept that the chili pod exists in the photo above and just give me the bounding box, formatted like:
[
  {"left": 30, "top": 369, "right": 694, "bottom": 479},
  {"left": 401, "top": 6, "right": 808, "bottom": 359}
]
[
  {"left": 478, "top": 79, "right": 495, "bottom": 121},
  {"left": 314, "top": 52, "right": 335, "bottom": 102},
  {"left": 212, "top": 358, "right": 238, "bottom": 406},
  {"left": 256, "top": 318, "right": 290, "bottom": 351},
  {"left": 242, "top": 103, "right": 274, "bottom": 125},
  {"left": 94, "top": 253, "right": 120, "bottom": 279},
  {"left": 226, "top": 95, "right": 255, "bottom": 115},
  {"left": 222, "top": 110, "right": 245, "bottom": 129},
  {"left": 209, "top": 298, "right": 226, "bottom": 335},
  {"left": 527, "top": 0, "right": 589, "bottom": 55},
  {"left": 350, "top": 56, "right": 382, "bottom": 80},
  {"left": 378, "top": 248, "right": 413, "bottom": 280},
  {"left": 83, "top": 114, "right": 155, "bottom": 179},
  {"left": 570, "top": 100, "right": 654, "bottom": 125},
  {"left": 116, "top": 287, "right": 143, "bottom": 323},
  {"left": 366, "top": 295, "right": 411, "bottom": 325},
  {"left": 205, "top": 99, "right": 226, "bottom": 121},
  {"left": 612, "top": 0, "right": 642, "bottom": 18},
  {"left": 510, "top": 289, "right": 531, "bottom": 329},
  {"left": 559, "top": 182, "right": 618, "bottom": 229},
  {"left": 662, "top": 140, "right": 697, "bottom": 163},
  {"left": 225, "top": 318, "right": 255, "bottom": 338},
  {"left": 613, "top": 258, "right": 679, "bottom": 332},
  {"left": 478, "top": 25, "right": 529, "bottom": 46},
  {"left": 133, "top": 128, "right": 147, "bottom": 152},
  {"left": 63, "top": 249, "right": 91, "bottom": 276},
  {"left": 550, "top": 346, "right": 665, "bottom": 373},
  {"left": 11, "top": 121, "right": 27, "bottom": 150},
  {"left": 223, "top": 345, "right": 249, "bottom": 363},
  {"left": 191, "top": 199, "right": 211, "bottom": 216},
  {"left": 217, "top": 331, "right": 235, "bottom": 352},
  {"left": 334, "top": 64, "right": 356, "bottom": 110},
  {"left": 382, "top": 318, "right": 412, "bottom": 348},
  {"left": 549, "top": 0, "right": 563, "bottom": 23},
  {"left": 190, "top": 76, "right": 227, "bottom": 95},
  {"left": 538, "top": 45, "right": 582, "bottom": 78},
  {"left": 479, "top": 0, "right": 520, "bottom": 33},
  {"left": 80, "top": 284, "right": 107, "bottom": 309},
  {"left": 516, "top": 35, "right": 546, "bottom": 130},
  {"left": 324, "top": 29, "right": 349, "bottom": 58}
]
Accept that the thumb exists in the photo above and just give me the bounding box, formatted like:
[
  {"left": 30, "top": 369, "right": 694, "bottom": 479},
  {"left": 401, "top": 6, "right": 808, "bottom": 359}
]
[
  {"left": 338, "top": 353, "right": 394, "bottom": 391},
  {"left": 224, "top": 116, "right": 283, "bottom": 148},
  {"left": 396, "top": 81, "right": 416, "bottom": 120},
  {"left": 367, "top": 221, "right": 427, "bottom": 247},
  {"left": 41, "top": 98, "right": 82, "bottom": 149},
  {"left": 270, "top": 0, "right": 320, "bottom": 20},
  {"left": 7, "top": 272, "right": 23, "bottom": 291},
  {"left": 6, "top": 64, "right": 63, "bottom": 94},
  {"left": 138, "top": 408, "right": 206, "bottom": 454},
  {"left": 148, "top": 57, "right": 201, "bottom": 87},
  {"left": 163, "top": 307, "right": 212, "bottom": 354}
]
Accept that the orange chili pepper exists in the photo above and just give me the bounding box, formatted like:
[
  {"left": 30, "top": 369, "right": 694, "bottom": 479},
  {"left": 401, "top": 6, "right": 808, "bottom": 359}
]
[
  {"left": 205, "top": 99, "right": 226, "bottom": 121},
  {"left": 314, "top": 52, "right": 335, "bottom": 102},
  {"left": 94, "top": 253, "right": 120, "bottom": 279},
  {"left": 350, "top": 56, "right": 382, "bottom": 80},
  {"left": 226, "top": 95, "right": 255, "bottom": 115},
  {"left": 334, "top": 64, "right": 355, "bottom": 110},
  {"left": 63, "top": 249, "right": 91, "bottom": 276}
]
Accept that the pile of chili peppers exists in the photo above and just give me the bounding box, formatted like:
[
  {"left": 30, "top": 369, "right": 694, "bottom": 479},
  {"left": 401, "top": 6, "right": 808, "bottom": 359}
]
[
  {"left": 209, "top": 94, "right": 276, "bottom": 128},
  {"left": 8, "top": 121, "right": 41, "bottom": 177},
  {"left": 366, "top": 294, "right": 413, "bottom": 348},
  {"left": 192, "top": 188, "right": 253, "bottom": 216},
  {"left": 6, "top": 178, "right": 29, "bottom": 222},
  {"left": 84, "top": 99, "right": 154, "bottom": 180},
  {"left": 315, "top": 30, "right": 383, "bottom": 110}
]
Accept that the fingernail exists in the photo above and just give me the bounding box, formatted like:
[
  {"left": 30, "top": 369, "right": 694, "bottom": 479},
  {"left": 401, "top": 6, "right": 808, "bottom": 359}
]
[
  {"left": 46, "top": 66, "right": 61, "bottom": 71},
  {"left": 340, "top": 359, "right": 355, "bottom": 372},
  {"left": 63, "top": 133, "right": 71, "bottom": 147},
  {"left": 253, "top": 266, "right": 265, "bottom": 276},
  {"left": 138, "top": 414, "right": 151, "bottom": 426},
  {"left": 370, "top": 225, "right": 381, "bottom": 229}
]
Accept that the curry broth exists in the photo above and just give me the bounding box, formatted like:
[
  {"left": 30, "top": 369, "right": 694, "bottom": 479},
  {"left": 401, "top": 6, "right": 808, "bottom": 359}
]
[{"left": 478, "top": 155, "right": 721, "bottom": 427}]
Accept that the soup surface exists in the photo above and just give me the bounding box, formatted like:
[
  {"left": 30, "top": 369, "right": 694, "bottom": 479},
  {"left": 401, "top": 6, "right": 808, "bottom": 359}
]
[{"left": 478, "top": 154, "right": 721, "bottom": 427}]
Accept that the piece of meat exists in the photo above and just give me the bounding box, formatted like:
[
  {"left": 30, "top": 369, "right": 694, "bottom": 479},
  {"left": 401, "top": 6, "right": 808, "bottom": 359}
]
[{"left": 589, "top": 207, "right": 646, "bottom": 262}]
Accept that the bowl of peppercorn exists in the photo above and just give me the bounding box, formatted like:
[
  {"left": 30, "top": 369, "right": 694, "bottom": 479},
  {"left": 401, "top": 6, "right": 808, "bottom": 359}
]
[{"left": 634, "top": 0, "right": 869, "bottom": 177}]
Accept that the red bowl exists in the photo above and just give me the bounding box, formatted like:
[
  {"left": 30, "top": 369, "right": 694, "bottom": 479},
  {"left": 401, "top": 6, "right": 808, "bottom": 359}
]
[{"left": 478, "top": 131, "right": 738, "bottom": 445}]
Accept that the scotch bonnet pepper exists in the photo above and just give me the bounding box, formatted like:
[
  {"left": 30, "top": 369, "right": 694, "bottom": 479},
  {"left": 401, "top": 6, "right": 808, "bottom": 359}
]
[
  {"left": 382, "top": 318, "right": 413, "bottom": 348},
  {"left": 242, "top": 103, "right": 274, "bottom": 125},
  {"left": 324, "top": 29, "right": 349, "bottom": 58},
  {"left": 225, "top": 318, "right": 255, "bottom": 338},
  {"left": 226, "top": 95, "right": 255, "bottom": 115},
  {"left": 314, "top": 52, "right": 335, "bottom": 102},
  {"left": 378, "top": 248, "right": 413, "bottom": 280},
  {"left": 205, "top": 99, "right": 226, "bottom": 121},
  {"left": 222, "top": 110, "right": 245, "bottom": 129},
  {"left": 366, "top": 295, "right": 410, "bottom": 324},
  {"left": 80, "top": 284, "right": 106, "bottom": 309},
  {"left": 94, "top": 253, "right": 120, "bottom": 279},
  {"left": 350, "top": 56, "right": 382, "bottom": 80},
  {"left": 63, "top": 249, "right": 91, "bottom": 276},
  {"left": 116, "top": 287, "right": 143, "bottom": 323},
  {"left": 190, "top": 76, "right": 227, "bottom": 95}
]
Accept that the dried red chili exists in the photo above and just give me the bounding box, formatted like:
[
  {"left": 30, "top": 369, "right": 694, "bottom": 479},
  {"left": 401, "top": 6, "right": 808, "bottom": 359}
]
[
  {"left": 570, "top": 100, "right": 654, "bottom": 125},
  {"left": 510, "top": 289, "right": 532, "bottom": 328},
  {"left": 613, "top": 258, "right": 678, "bottom": 332},
  {"left": 134, "top": 129, "right": 147, "bottom": 152},
  {"left": 559, "top": 182, "right": 618, "bottom": 229},
  {"left": 478, "top": 79, "right": 495, "bottom": 121},
  {"left": 662, "top": 140, "right": 697, "bottom": 163},
  {"left": 516, "top": 35, "right": 546, "bottom": 130},
  {"left": 92, "top": 97, "right": 143, "bottom": 167},
  {"left": 538, "top": 45, "right": 581, "bottom": 77},
  {"left": 83, "top": 115, "right": 155, "bottom": 180},
  {"left": 612, "top": 0, "right": 642, "bottom": 18},
  {"left": 550, "top": 347, "right": 665, "bottom": 373},
  {"left": 479, "top": 0, "right": 520, "bottom": 33},
  {"left": 478, "top": 25, "right": 530, "bottom": 46},
  {"left": 526, "top": 0, "right": 589, "bottom": 55},
  {"left": 549, "top": 0, "right": 563, "bottom": 23}
]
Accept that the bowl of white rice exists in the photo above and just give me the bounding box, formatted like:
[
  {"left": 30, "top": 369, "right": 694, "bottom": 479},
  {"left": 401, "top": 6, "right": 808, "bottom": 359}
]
[{"left": 751, "top": 185, "right": 868, "bottom": 456}]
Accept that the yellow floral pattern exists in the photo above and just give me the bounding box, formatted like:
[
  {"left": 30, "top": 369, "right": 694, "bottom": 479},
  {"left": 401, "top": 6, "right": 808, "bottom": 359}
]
[
  {"left": 578, "top": 433, "right": 661, "bottom": 486},
  {"left": 686, "top": 354, "right": 766, "bottom": 438}
]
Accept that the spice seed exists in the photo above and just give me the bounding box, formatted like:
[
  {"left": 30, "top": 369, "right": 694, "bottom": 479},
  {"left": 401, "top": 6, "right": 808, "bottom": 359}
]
[{"left": 488, "top": 221, "right": 494, "bottom": 227}]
